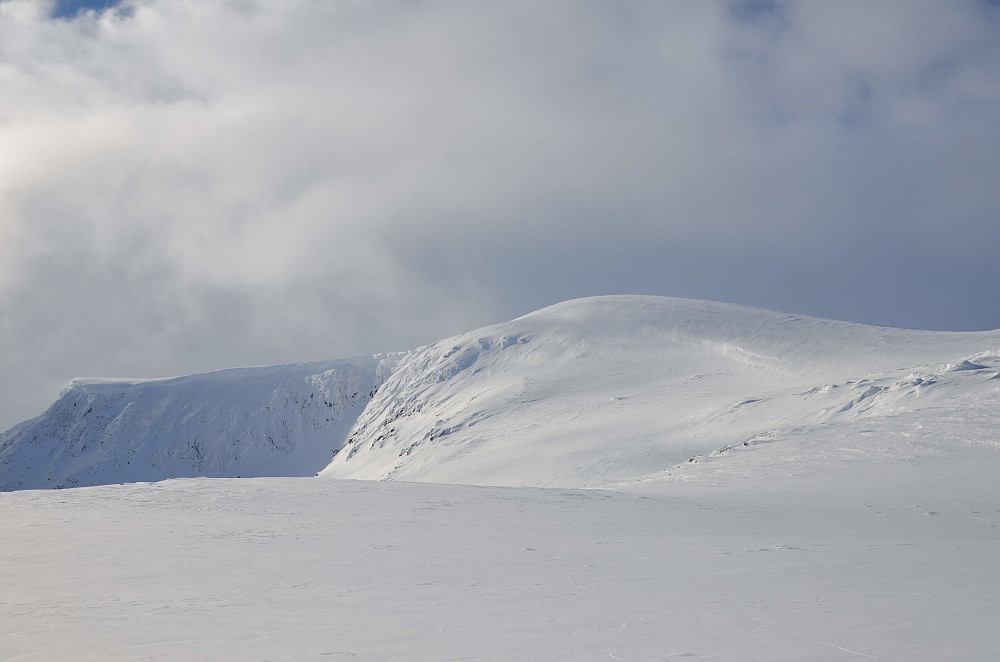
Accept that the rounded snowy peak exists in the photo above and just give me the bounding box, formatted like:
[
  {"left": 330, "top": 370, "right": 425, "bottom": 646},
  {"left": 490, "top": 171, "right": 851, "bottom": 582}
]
[{"left": 321, "top": 295, "right": 1000, "bottom": 488}]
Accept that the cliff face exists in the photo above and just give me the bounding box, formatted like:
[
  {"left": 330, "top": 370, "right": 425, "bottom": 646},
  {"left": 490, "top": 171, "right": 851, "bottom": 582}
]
[{"left": 0, "top": 356, "right": 401, "bottom": 490}]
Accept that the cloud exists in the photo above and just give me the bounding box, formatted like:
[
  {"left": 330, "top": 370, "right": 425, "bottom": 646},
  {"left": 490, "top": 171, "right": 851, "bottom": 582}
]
[{"left": 1, "top": 0, "right": 999, "bottom": 428}]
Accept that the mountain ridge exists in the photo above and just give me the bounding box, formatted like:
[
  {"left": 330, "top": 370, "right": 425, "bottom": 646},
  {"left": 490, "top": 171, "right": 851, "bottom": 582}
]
[
  {"left": 0, "top": 356, "right": 402, "bottom": 490},
  {"left": 3, "top": 295, "right": 998, "bottom": 490}
]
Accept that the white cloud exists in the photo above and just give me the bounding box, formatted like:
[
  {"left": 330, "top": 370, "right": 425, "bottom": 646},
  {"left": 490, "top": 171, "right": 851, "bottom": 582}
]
[{"left": 1, "top": 0, "right": 999, "bottom": 428}]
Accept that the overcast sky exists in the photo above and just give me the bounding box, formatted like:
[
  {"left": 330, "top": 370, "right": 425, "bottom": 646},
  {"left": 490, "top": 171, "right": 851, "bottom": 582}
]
[{"left": 1, "top": 0, "right": 999, "bottom": 429}]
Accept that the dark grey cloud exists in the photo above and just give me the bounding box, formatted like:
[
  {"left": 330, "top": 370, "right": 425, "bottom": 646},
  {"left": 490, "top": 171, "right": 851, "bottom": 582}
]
[{"left": 1, "top": 0, "right": 999, "bottom": 429}]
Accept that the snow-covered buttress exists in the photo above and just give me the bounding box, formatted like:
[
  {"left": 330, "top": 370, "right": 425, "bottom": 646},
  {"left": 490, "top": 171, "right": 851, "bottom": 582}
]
[{"left": 0, "top": 356, "right": 399, "bottom": 490}]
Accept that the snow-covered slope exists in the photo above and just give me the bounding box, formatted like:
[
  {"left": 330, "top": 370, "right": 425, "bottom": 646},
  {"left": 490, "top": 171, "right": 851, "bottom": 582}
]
[
  {"left": 0, "top": 357, "right": 399, "bottom": 490},
  {"left": 3, "top": 295, "right": 998, "bottom": 491},
  {"left": 321, "top": 295, "right": 1000, "bottom": 487}
]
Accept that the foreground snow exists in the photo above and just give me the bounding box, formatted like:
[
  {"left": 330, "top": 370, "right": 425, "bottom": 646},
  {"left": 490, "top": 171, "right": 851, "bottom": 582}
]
[{"left": 3, "top": 433, "right": 999, "bottom": 661}]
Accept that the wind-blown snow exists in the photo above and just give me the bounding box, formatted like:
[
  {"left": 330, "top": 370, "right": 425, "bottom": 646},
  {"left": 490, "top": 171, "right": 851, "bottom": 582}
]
[{"left": 0, "top": 356, "right": 400, "bottom": 490}]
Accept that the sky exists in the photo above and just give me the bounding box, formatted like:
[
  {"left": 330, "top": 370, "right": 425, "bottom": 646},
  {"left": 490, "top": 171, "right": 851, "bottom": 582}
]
[{"left": 1, "top": 0, "right": 999, "bottom": 430}]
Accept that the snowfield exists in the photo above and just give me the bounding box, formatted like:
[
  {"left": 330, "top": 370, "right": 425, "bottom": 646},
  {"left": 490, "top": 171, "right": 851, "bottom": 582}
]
[
  {"left": 3, "top": 445, "right": 999, "bottom": 661},
  {"left": 2, "top": 296, "right": 999, "bottom": 660}
]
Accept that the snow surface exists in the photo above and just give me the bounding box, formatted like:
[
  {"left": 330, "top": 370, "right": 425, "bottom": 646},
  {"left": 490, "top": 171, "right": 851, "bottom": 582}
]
[
  {"left": 3, "top": 438, "right": 999, "bottom": 661},
  {"left": 2, "top": 295, "right": 999, "bottom": 659}
]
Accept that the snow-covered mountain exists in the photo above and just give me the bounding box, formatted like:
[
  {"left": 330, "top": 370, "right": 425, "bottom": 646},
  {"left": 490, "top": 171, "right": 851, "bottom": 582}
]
[
  {"left": 2, "top": 295, "right": 999, "bottom": 491},
  {"left": 6, "top": 296, "right": 999, "bottom": 660},
  {"left": 0, "top": 356, "right": 399, "bottom": 490},
  {"left": 321, "top": 295, "right": 1000, "bottom": 486}
]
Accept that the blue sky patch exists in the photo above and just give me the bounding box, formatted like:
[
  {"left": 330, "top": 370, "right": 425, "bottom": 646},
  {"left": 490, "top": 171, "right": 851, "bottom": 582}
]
[{"left": 51, "top": 0, "right": 122, "bottom": 19}]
